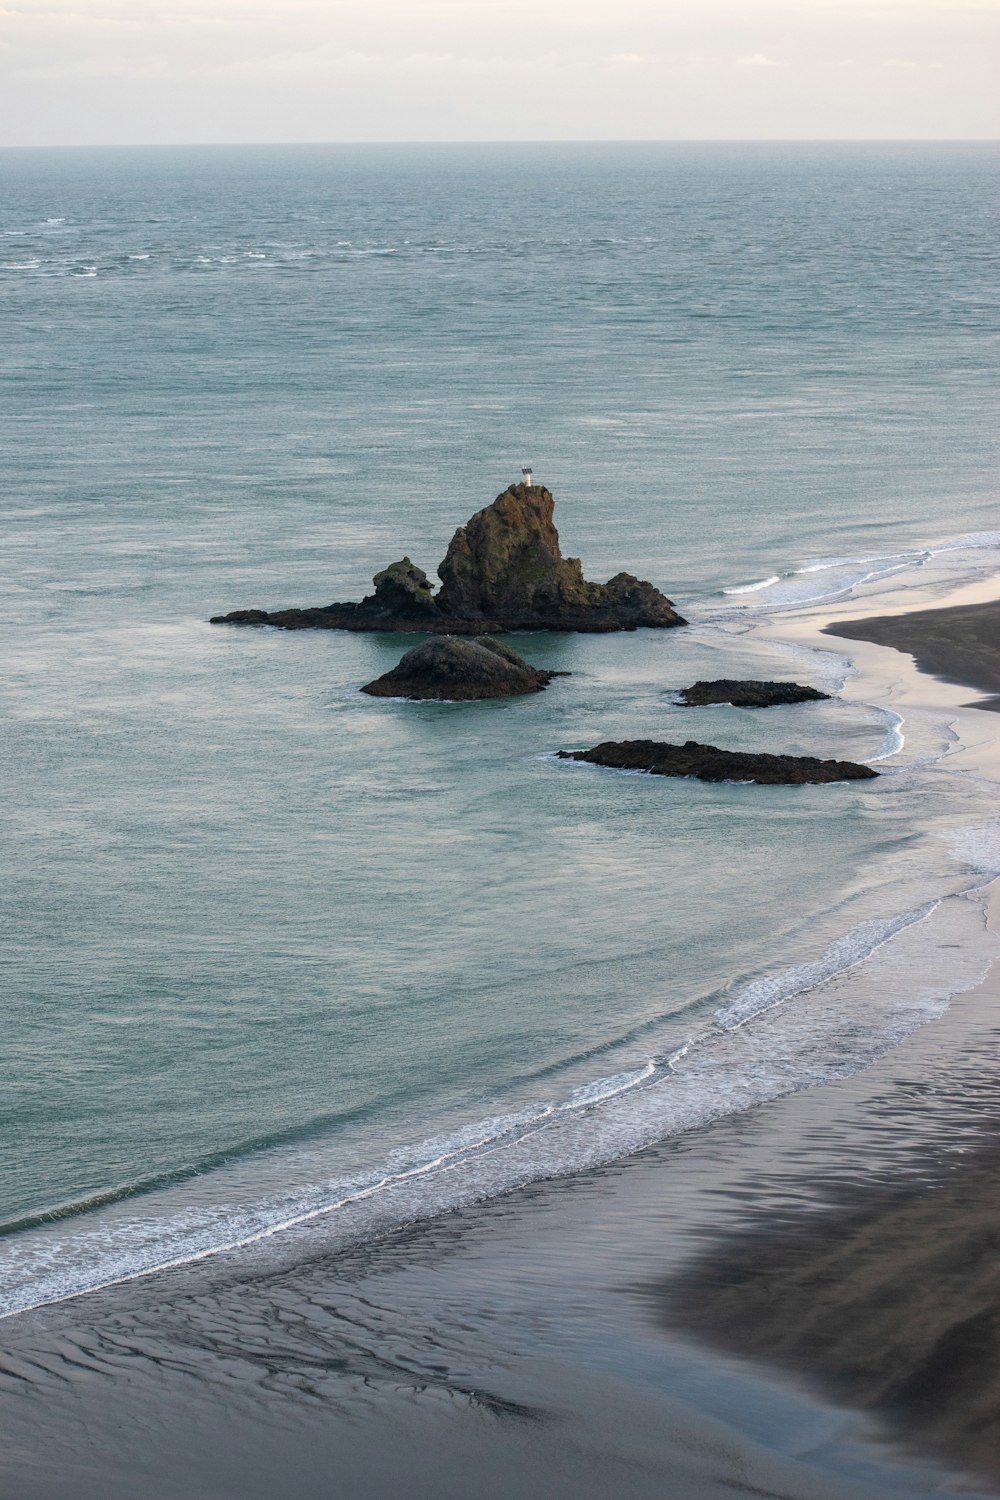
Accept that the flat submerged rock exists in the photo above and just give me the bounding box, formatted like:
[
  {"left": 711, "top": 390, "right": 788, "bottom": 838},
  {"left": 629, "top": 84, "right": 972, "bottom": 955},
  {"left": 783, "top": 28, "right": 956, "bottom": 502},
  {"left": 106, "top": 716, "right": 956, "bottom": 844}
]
[
  {"left": 557, "top": 739, "right": 878, "bottom": 785},
  {"left": 676, "top": 679, "right": 831, "bottom": 708},
  {"left": 361, "top": 636, "right": 565, "bottom": 701}
]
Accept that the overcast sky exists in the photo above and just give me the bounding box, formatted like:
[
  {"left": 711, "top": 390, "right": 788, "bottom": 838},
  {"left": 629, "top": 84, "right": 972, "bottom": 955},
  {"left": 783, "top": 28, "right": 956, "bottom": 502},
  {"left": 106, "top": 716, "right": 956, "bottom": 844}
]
[{"left": 0, "top": 0, "right": 997, "bottom": 147}]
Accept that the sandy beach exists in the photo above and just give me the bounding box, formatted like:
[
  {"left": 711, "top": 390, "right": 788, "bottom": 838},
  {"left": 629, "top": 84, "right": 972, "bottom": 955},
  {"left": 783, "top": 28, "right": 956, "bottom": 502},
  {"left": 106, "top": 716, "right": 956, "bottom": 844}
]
[
  {"left": 826, "top": 598, "right": 1000, "bottom": 711},
  {"left": 661, "top": 580, "right": 1000, "bottom": 1490}
]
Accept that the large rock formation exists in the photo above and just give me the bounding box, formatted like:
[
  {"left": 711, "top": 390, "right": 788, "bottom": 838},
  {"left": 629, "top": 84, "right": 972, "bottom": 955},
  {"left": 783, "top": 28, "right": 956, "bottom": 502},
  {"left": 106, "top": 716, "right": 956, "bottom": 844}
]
[
  {"left": 361, "top": 636, "right": 565, "bottom": 701},
  {"left": 434, "top": 484, "right": 681, "bottom": 629},
  {"left": 211, "top": 482, "right": 685, "bottom": 634},
  {"left": 557, "top": 739, "right": 877, "bottom": 786},
  {"left": 676, "top": 679, "right": 831, "bottom": 708}
]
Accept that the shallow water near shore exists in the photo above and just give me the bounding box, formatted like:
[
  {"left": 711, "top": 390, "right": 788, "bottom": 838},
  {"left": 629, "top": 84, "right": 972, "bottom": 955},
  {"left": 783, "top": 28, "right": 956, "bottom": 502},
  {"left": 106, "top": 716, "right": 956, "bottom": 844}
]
[
  {"left": 2, "top": 141, "right": 1000, "bottom": 1492},
  {"left": 4, "top": 908, "right": 1000, "bottom": 1500}
]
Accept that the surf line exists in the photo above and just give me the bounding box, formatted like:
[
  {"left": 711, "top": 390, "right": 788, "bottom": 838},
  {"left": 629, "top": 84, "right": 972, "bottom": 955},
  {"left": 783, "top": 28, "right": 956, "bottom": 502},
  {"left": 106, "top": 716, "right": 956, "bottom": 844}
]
[
  {"left": 0, "top": 1049, "right": 688, "bottom": 1324},
  {"left": 714, "top": 900, "right": 941, "bottom": 1033}
]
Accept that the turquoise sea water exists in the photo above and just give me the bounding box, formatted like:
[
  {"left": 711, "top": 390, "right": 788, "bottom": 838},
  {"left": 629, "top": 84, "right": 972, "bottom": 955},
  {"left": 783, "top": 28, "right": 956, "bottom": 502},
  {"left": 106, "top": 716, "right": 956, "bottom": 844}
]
[{"left": 2, "top": 142, "right": 999, "bottom": 1315}]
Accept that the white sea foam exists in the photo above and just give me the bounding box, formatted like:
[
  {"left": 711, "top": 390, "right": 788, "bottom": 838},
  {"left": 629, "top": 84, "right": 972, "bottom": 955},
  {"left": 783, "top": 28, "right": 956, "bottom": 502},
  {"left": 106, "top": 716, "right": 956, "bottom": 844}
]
[
  {"left": 947, "top": 818, "right": 1000, "bottom": 880},
  {"left": 928, "top": 530, "right": 1000, "bottom": 554},
  {"left": 713, "top": 902, "right": 938, "bottom": 1031},
  {"left": 865, "top": 708, "right": 906, "bottom": 762},
  {"left": 0, "top": 1049, "right": 671, "bottom": 1320},
  {"left": 559, "top": 1059, "right": 656, "bottom": 1109},
  {"left": 722, "top": 574, "right": 781, "bottom": 595},
  {"left": 710, "top": 528, "right": 1000, "bottom": 620}
]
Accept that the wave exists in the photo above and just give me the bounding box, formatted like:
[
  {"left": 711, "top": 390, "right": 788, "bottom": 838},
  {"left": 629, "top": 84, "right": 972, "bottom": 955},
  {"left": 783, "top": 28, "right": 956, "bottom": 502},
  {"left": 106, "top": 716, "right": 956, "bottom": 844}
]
[
  {"left": 713, "top": 902, "right": 938, "bottom": 1031},
  {"left": 929, "top": 530, "right": 1000, "bottom": 555},
  {"left": 948, "top": 816, "right": 1000, "bottom": 881},
  {"left": 0, "top": 1046, "right": 687, "bottom": 1322},
  {"left": 707, "top": 528, "right": 1000, "bottom": 617},
  {"left": 722, "top": 574, "right": 781, "bottom": 595},
  {"left": 865, "top": 708, "right": 906, "bottom": 762}
]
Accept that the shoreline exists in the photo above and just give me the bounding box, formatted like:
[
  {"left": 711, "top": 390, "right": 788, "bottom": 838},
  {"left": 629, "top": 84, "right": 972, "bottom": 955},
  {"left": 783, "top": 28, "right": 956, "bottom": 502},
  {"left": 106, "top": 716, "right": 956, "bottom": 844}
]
[
  {"left": 666, "top": 568, "right": 1000, "bottom": 1490},
  {"left": 754, "top": 567, "right": 1000, "bottom": 782},
  {"left": 823, "top": 598, "right": 1000, "bottom": 712},
  {"left": 650, "top": 886, "right": 1000, "bottom": 1489},
  {"left": 4, "top": 574, "right": 1000, "bottom": 1498},
  {"left": 5, "top": 902, "right": 1000, "bottom": 1500}
]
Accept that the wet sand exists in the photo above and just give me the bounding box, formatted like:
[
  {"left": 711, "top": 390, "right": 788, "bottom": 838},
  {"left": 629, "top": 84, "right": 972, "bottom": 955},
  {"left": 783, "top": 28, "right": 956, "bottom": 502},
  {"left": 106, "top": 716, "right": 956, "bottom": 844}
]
[
  {"left": 825, "top": 598, "right": 1000, "bottom": 710},
  {"left": 660, "top": 1119, "right": 1000, "bottom": 1486}
]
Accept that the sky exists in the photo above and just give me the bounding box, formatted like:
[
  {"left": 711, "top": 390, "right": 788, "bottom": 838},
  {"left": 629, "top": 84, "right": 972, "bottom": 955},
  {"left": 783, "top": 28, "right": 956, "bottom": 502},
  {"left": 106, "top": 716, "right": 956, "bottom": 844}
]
[{"left": 0, "top": 0, "right": 997, "bottom": 147}]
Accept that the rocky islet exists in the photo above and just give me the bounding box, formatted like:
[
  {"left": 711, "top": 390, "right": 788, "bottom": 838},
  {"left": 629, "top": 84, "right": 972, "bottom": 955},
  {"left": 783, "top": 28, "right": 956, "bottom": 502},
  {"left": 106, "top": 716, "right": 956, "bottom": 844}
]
[
  {"left": 676, "top": 679, "right": 831, "bottom": 708},
  {"left": 557, "top": 739, "right": 877, "bottom": 786},
  {"left": 212, "top": 479, "right": 870, "bottom": 782},
  {"left": 360, "top": 636, "right": 565, "bottom": 701},
  {"left": 211, "top": 482, "right": 686, "bottom": 634}
]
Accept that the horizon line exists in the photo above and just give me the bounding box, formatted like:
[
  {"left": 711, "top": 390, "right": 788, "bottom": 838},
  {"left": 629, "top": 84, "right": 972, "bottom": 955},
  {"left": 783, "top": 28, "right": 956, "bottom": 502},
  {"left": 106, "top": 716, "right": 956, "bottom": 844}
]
[{"left": 2, "top": 135, "right": 998, "bottom": 152}]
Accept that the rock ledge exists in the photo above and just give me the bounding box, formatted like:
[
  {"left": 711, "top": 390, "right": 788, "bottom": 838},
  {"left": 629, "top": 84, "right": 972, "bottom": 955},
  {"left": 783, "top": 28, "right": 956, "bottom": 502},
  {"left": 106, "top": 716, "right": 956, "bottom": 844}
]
[
  {"left": 676, "top": 679, "right": 831, "bottom": 708},
  {"left": 557, "top": 739, "right": 877, "bottom": 785}
]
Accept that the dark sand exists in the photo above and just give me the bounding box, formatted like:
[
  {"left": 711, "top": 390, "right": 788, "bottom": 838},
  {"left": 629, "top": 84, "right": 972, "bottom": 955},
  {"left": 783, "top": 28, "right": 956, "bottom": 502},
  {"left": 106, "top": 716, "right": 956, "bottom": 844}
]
[
  {"left": 660, "top": 1124, "right": 1000, "bottom": 1486},
  {"left": 825, "top": 598, "right": 1000, "bottom": 710}
]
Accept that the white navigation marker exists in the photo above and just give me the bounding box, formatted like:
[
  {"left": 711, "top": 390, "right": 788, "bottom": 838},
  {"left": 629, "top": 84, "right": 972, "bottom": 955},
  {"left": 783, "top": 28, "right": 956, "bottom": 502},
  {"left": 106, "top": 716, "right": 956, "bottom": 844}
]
[{"left": 521, "top": 466, "right": 534, "bottom": 487}]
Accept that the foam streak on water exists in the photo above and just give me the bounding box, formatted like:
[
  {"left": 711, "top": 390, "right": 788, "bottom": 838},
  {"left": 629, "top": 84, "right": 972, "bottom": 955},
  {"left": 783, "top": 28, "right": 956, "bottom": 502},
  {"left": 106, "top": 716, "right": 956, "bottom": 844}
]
[
  {"left": 713, "top": 904, "right": 938, "bottom": 1032},
  {"left": 706, "top": 535, "right": 1000, "bottom": 619}
]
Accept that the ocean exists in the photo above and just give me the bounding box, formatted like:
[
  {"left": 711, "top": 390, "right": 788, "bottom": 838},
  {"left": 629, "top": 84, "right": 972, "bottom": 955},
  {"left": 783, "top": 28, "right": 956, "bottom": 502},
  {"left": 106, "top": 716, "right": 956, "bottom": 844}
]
[{"left": 2, "top": 141, "right": 999, "bottom": 1323}]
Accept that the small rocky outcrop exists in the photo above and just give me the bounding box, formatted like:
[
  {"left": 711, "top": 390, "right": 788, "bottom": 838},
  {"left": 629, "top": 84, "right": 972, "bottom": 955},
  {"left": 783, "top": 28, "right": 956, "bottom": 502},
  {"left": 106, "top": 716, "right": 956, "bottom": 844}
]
[
  {"left": 557, "top": 739, "right": 877, "bottom": 785},
  {"left": 369, "top": 558, "right": 437, "bottom": 618},
  {"left": 361, "top": 636, "right": 566, "bottom": 701},
  {"left": 211, "top": 482, "right": 685, "bottom": 635},
  {"left": 676, "top": 679, "right": 831, "bottom": 708}
]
